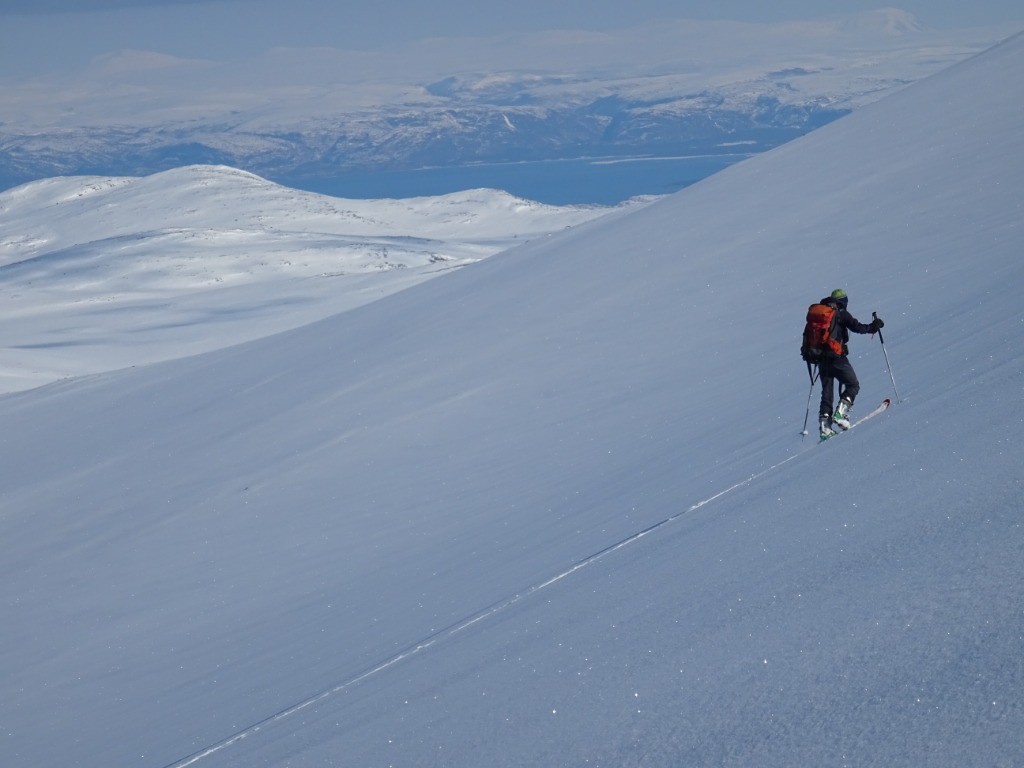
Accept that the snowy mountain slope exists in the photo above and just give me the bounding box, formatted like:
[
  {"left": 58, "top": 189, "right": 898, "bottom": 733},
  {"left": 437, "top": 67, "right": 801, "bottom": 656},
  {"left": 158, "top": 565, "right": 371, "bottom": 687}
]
[
  {"left": 1, "top": 11, "right": 1015, "bottom": 191},
  {"left": 1, "top": 33, "right": 1023, "bottom": 768},
  {"left": 0, "top": 166, "right": 637, "bottom": 392}
]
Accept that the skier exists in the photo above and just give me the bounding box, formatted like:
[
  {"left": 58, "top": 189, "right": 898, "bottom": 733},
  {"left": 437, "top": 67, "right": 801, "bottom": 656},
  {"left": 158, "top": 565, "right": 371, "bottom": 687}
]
[{"left": 816, "top": 289, "right": 884, "bottom": 438}]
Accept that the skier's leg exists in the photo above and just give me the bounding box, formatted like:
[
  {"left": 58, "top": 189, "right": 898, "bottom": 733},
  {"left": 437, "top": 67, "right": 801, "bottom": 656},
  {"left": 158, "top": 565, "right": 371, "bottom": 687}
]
[
  {"left": 833, "top": 357, "right": 860, "bottom": 405},
  {"left": 818, "top": 362, "right": 836, "bottom": 420},
  {"left": 817, "top": 362, "right": 837, "bottom": 437},
  {"left": 831, "top": 357, "right": 859, "bottom": 428}
]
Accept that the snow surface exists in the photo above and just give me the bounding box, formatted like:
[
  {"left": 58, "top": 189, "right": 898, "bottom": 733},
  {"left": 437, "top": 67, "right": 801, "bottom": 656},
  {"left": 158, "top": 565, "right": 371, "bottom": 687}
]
[
  {"left": 1, "top": 32, "right": 1023, "bottom": 768},
  {"left": 0, "top": 169, "right": 639, "bottom": 393}
]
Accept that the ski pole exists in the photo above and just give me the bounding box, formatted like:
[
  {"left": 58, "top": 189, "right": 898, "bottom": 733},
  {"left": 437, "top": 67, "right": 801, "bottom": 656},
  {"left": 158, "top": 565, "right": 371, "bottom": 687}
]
[
  {"left": 873, "top": 312, "right": 901, "bottom": 403},
  {"left": 801, "top": 363, "right": 818, "bottom": 436}
]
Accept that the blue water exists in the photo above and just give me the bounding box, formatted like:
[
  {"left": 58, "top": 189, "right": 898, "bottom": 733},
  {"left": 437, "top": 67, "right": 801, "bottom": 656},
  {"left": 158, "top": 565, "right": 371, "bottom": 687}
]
[{"left": 277, "top": 154, "right": 753, "bottom": 206}]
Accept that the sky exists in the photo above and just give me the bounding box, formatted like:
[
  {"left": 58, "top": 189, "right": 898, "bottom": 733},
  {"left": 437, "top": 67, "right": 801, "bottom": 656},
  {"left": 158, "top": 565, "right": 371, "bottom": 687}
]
[{"left": 2, "top": 0, "right": 1021, "bottom": 77}]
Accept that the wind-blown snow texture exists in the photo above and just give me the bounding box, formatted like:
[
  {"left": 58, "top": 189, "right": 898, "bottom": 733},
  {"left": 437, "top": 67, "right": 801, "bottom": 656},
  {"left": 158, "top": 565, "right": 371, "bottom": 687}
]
[{"left": 1, "top": 33, "right": 1023, "bottom": 768}]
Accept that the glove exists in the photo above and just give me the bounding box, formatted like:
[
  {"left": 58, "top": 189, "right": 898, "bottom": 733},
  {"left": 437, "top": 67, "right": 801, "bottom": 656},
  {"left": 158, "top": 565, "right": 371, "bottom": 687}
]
[{"left": 871, "top": 317, "right": 885, "bottom": 331}]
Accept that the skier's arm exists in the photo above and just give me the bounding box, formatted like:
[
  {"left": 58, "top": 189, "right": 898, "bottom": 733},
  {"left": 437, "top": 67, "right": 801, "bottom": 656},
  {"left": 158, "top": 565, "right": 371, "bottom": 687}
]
[{"left": 843, "top": 311, "right": 877, "bottom": 335}]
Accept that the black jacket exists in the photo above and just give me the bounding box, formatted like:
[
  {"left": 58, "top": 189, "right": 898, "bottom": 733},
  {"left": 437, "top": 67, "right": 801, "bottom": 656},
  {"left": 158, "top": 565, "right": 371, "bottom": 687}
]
[{"left": 822, "top": 297, "right": 875, "bottom": 355}]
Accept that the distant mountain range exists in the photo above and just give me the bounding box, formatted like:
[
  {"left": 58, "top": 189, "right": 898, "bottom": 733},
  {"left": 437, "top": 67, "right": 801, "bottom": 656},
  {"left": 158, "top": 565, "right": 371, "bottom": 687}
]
[
  {"left": 0, "top": 12, "right": 1014, "bottom": 193},
  {"left": 0, "top": 91, "right": 849, "bottom": 191}
]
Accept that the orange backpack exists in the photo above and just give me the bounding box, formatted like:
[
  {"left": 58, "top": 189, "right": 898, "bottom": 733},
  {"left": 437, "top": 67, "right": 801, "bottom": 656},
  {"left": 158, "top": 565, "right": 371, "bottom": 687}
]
[{"left": 801, "top": 302, "right": 843, "bottom": 363}]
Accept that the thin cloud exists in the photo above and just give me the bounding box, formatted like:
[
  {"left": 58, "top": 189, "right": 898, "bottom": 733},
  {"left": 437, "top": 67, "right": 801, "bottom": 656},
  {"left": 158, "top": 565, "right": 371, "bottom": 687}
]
[{"left": 2, "top": 0, "right": 232, "bottom": 15}]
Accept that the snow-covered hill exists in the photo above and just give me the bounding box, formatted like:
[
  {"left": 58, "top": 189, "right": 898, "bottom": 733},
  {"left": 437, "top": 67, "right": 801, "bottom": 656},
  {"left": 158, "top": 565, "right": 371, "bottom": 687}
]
[
  {"left": 0, "top": 166, "right": 637, "bottom": 392},
  {"left": 0, "top": 11, "right": 1014, "bottom": 192},
  {"left": 1, "top": 31, "right": 1022, "bottom": 768}
]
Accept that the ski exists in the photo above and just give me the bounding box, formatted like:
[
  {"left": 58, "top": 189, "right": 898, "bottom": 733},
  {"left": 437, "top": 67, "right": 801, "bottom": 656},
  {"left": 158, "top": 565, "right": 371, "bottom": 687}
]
[{"left": 820, "top": 398, "right": 890, "bottom": 441}]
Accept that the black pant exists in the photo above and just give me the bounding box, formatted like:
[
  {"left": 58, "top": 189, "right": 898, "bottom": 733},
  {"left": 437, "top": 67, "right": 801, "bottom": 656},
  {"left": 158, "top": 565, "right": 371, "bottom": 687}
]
[{"left": 819, "top": 356, "right": 860, "bottom": 419}]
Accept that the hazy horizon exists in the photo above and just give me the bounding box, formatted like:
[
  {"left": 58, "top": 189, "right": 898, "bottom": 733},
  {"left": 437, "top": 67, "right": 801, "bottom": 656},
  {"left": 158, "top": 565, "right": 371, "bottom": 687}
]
[{"left": 2, "top": 1, "right": 1021, "bottom": 77}]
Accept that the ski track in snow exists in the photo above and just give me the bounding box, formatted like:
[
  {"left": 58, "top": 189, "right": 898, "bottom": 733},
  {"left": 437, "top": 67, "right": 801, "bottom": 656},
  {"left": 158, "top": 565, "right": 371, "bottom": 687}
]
[{"left": 162, "top": 449, "right": 804, "bottom": 768}]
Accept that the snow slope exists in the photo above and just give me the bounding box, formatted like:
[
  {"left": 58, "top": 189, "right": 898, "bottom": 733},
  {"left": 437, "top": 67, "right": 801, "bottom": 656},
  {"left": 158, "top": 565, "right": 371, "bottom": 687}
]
[
  {"left": 1, "top": 33, "right": 1023, "bottom": 768},
  {"left": 0, "top": 168, "right": 637, "bottom": 393}
]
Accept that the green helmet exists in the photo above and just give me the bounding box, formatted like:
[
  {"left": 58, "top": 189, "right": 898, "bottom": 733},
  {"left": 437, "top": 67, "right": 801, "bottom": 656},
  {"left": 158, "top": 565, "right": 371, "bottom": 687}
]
[{"left": 830, "top": 288, "right": 848, "bottom": 300}]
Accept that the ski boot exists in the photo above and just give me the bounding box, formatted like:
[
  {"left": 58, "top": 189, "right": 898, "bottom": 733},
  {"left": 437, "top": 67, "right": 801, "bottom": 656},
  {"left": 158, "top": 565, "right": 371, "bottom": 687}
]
[
  {"left": 819, "top": 416, "right": 835, "bottom": 441},
  {"left": 832, "top": 397, "right": 853, "bottom": 430}
]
